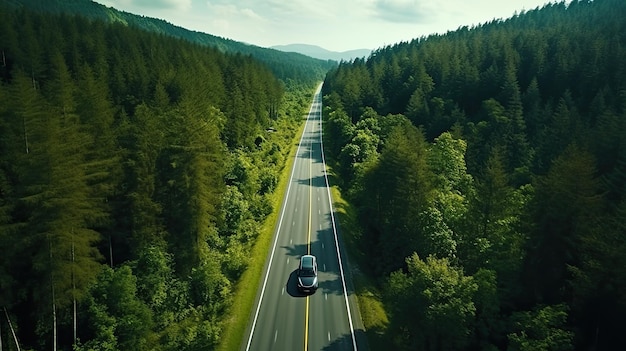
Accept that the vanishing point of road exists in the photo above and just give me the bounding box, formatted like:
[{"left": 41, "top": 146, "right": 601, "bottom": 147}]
[{"left": 242, "top": 84, "right": 368, "bottom": 351}]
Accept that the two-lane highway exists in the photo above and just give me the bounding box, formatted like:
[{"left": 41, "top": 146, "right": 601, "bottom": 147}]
[{"left": 242, "top": 85, "right": 366, "bottom": 351}]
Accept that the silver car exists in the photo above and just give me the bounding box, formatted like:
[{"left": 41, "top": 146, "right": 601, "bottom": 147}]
[{"left": 297, "top": 254, "right": 318, "bottom": 293}]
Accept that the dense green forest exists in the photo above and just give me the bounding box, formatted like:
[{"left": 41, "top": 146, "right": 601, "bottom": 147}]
[
  {"left": 4, "top": 0, "right": 336, "bottom": 84},
  {"left": 0, "top": 5, "right": 318, "bottom": 350},
  {"left": 322, "top": 0, "right": 626, "bottom": 349}
]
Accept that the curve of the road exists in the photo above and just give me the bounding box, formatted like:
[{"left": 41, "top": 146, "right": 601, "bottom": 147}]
[{"left": 242, "top": 84, "right": 367, "bottom": 351}]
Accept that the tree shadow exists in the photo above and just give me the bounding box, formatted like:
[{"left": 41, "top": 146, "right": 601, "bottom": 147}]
[
  {"left": 317, "top": 273, "right": 344, "bottom": 296},
  {"left": 322, "top": 329, "right": 370, "bottom": 351},
  {"left": 297, "top": 174, "right": 327, "bottom": 187},
  {"left": 281, "top": 242, "right": 309, "bottom": 258}
]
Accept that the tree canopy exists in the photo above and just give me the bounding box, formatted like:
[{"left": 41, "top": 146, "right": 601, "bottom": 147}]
[
  {"left": 0, "top": 5, "right": 320, "bottom": 350},
  {"left": 322, "top": 0, "right": 626, "bottom": 349}
]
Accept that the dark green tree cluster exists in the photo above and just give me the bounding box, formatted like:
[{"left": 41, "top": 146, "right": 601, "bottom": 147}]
[
  {"left": 5, "top": 0, "right": 336, "bottom": 84},
  {"left": 322, "top": 0, "right": 626, "bottom": 349},
  {"left": 0, "top": 6, "right": 313, "bottom": 351}
]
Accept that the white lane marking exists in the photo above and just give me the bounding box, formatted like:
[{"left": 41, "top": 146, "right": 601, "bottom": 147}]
[
  {"left": 324, "top": 264, "right": 326, "bottom": 271},
  {"left": 328, "top": 332, "right": 331, "bottom": 341},
  {"left": 274, "top": 330, "right": 278, "bottom": 343},
  {"left": 322, "top": 242, "right": 325, "bottom": 249},
  {"left": 245, "top": 84, "right": 322, "bottom": 351},
  {"left": 325, "top": 293, "right": 328, "bottom": 301},
  {"left": 287, "top": 257, "right": 290, "bottom": 264},
  {"left": 292, "top": 221, "right": 295, "bottom": 227},
  {"left": 290, "top": 238, "right": 293, "bottom": 245},
  {"left": 318, "top": 209, "right": 321, "bottom": 215},
  {"left": 319, "top": 94, "right": 359, "bottom": 351},
  {"left": 282, "top": 287, "right": 285, "bottom": 295}
]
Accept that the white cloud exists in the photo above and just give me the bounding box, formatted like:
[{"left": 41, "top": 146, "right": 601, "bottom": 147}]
[
  {"left": 135, "top": 0, "right": 191, "bottom": 10},
  {"left": 99, "top": 0, "right": 192, "bottom": 11},
  {"left": 205, "top": 2, "right": 267, "bottom": 28},
  {"left": 373, "top": 0, "right": 436, "bottom": 23},
  {"left": 241, "top": 8, "right": 263, "bottom": 21}
]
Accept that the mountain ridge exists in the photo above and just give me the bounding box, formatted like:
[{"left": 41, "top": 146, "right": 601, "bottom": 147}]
[
  {"left": 2, "top": 0, "right": 335, "bottom": 83},
  {"left": 272, "top": 43, "right": 371, "bottom": 61}
]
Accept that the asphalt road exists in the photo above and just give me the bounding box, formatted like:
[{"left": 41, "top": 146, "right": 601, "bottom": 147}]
[{"left": 242, "top": 84, "right": 367, "bottom": 351}]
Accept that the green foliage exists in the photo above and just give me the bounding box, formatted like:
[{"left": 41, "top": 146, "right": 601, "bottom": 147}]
[
  {"left": 2, "top": 0, "right": 334, "bottom": 84},
  {"left": 507, "top": 304, "right": 574, "bottom": 351},
  {"left": 472, "top": 269, "right": 503, "bottom": 350},
  {"left": 428, "top": 132, "right": 472, "bottom": 194},
  {"left": 524, "top": 144, "right": 601, "bottom": 303},
  {"left": 360, "top": 120, "right": 434, "bottom": 274},
  {"left": 322, "top": 0, "right": 626, "bottom": 348},
  {"left": 418, "top": 206, "right": 457, "bottom": 260},
  {"left": 0, "top": 4, "right": 312, "bottom": 350},
  {"left": 79, "top": 265, "right": 153, "bottom": 351},
  {"left": 135, "top": 247, "right": 173, "bottom": 314},
  {"left": 387, "top": 254, "right": 478, "bottom": 350}
]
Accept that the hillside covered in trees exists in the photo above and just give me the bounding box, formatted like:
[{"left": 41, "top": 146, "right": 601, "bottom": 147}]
[
  {"left": 0, "top": 4, "right": 319, "bottom": 350},
  {"left": 3, "top": 0, "right": 336, "bottom": 83},
  {"left": 322, "top": 0, "right": 626, "bottom": 349}
]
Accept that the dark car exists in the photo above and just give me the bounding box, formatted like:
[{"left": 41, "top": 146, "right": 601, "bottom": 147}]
[{"left": 297, "top": 254, "right": 318, "bottom": 293}]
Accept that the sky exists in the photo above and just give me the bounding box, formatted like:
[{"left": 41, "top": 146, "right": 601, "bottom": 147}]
[{"left": 95, "top": 0, "right": 562, "bottom": 52}]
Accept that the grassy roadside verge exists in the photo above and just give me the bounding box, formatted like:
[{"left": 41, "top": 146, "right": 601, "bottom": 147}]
[
  {"left": 216, "top": 114, "right": 307, "bottom": 351},
  {"left": 326, "top": 166, "right": 392, "bottom": 350}
]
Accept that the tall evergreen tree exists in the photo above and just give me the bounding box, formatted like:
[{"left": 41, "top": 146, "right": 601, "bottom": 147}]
[
  {"left": 524, "top": 144, "right": 601, "bottom": 304},
  {"left": 362, "top": 120, "right": 434, "bottom": 274}
]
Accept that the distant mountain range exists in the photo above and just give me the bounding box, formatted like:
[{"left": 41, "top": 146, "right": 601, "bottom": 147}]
[{"left": 272, "top": 44, "right": 371, "bottom": 62}]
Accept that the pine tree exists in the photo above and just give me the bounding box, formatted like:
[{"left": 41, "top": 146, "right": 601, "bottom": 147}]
[
  {"left": 524, "top": 144, "right": 601, "bottom": 303},
  {"left": 362, "top": 120, "right": 434, "bottom": 274},
  {"left": 75, "top": 62, "right": 120, "bottom": 267},
  {"left": 22, "top": 52, "right": 104, "bottom": 347},
  {"left": 157, "top": 95, "right": 225, "bottom": 275}
]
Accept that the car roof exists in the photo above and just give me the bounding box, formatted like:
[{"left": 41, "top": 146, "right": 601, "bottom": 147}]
[{"left": 301, "top": 255, "right": 315, "bottom": 269}]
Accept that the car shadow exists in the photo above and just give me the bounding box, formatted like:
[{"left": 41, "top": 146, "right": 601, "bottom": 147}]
[{"left": 286, "top": 269, "right": 316, "bottom": 298}]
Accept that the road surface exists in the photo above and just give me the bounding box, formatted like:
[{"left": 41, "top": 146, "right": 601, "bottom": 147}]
[{"left": 242, "top": 84, "right": 367, "bottom": 351}]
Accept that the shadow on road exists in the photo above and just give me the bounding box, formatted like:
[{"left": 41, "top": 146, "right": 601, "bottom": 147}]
[
  {"left": 317, "top": 273, "right": 344, "bottom": 296},
  {"left": 297, "top": 174, "right": 327, "bottom": 187},
  {"left": 281, "top": 243, "right": 308, "bottom": 258},
  {"left": 322, "top": 329, "right": 369, "bottom": 351}
]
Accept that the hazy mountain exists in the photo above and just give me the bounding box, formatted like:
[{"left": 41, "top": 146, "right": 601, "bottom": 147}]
[{"left": 272, "top": 44, "right": 371, "bottom": 62}]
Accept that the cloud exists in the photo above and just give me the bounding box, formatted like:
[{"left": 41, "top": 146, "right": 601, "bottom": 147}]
[
  {"left": 206, "top": 2, "right": 265, "bottom": 21},
  {"left": 136, "top": 0, "right": 192, "bottom": 10},
  {"left": 373, "top": 0, "right": 435, "bottom": 23},
  {"left": 103, "top": 0, "right": 192, "bottom": 11},
  {"left": 202, "top": 1, "right": 268, "bottom": 38}
]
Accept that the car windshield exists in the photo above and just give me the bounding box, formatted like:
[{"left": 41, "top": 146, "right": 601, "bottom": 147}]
[{"left": 300, "top": 268, "right": 315, "bottom": 277}]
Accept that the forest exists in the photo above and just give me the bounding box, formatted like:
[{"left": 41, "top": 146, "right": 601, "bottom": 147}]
[
  {"left": 4, "top": 0, "right": 336, "bottom": 84},
  {"left": 0, "top": 5, "right": 319, "bottom": 351},
  {"left": 322, "top": 0, "right": 626, "bottom": 349}
]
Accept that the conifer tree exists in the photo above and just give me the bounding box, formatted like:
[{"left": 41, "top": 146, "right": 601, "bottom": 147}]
[
  {"left": 524, "top": 144, "right": 601, "bottom": 303},
  {"left": 363, "top": 120, "right": 434, "bottom": 274}
]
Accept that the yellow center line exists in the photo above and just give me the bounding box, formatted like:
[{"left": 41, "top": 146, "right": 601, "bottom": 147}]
[
  {"left": 304, "top": 295, "right": 310, "bottom": 351},
  {"left": 304, "top": 103, "right": 314, "bottom": 351},
  {"left": 308, "top": 142, "right": 312, "bottom": 255}
]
